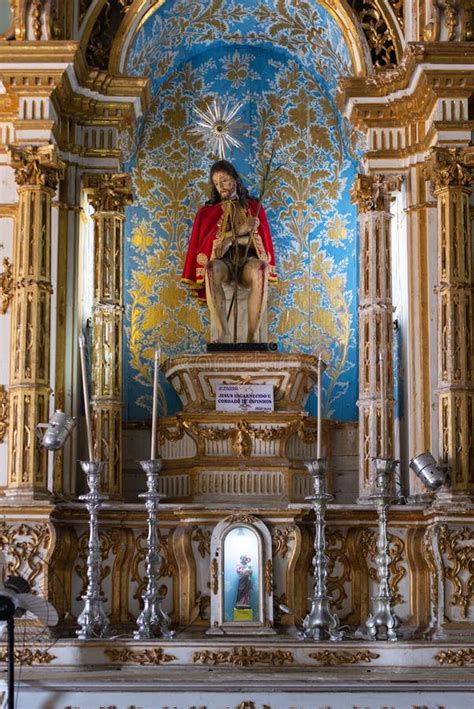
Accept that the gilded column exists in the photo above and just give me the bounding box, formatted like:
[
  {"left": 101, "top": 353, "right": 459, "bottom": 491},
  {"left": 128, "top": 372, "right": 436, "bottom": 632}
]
[
  {"left": 7, "top": 145, "right": 65, "bottom": 497},
  {"left": 351, "top": 174, "right": 401, "bottom": 501},
  {"left": 424, "top": 147, "right": 474, "bottom": 496},
  {"left": 85, "top": 174, "right": 132, "bottom": 498}
]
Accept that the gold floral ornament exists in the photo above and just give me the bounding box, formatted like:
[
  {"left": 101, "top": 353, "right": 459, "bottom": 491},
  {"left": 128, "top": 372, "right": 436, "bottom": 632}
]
[
  {"left": 189, "top": 97, "right": 247, "bottom": 160},
  {"left": 0, "top": 257, "right": 13, "bottom": 314}
]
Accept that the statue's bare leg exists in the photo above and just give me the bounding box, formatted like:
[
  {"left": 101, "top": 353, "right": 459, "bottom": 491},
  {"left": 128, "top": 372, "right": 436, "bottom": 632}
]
[
  {"left": 242, "top": 259, "right": 268, "bottom": 343},
  {"left": 205, "top": 259, "right": 232, "bottom": 343}
]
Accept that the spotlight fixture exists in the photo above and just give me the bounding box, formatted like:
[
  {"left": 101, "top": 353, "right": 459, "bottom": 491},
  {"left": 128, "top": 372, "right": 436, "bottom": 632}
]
[
  {"left": 409, "top": 452, "right": 447, "bottom": 491},
  {"left": 36, "top": 410, "right": 76, "bottom": 451}
]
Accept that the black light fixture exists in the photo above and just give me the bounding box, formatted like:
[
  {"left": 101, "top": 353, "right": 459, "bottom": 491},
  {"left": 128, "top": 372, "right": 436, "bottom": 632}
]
[{"left": 409, "top": 452, "right": 447, "bottom": 491}]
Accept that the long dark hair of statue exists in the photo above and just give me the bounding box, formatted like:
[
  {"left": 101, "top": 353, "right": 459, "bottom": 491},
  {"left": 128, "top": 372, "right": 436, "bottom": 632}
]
[{"left": 206, "top": 160, "right": 253, "bottom": 206}]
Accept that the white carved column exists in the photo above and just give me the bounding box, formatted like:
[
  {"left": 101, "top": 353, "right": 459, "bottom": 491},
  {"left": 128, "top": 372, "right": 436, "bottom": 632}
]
[
  {"left": 85, "top": 174, "right": 132, "bottom": 498},
  {"left": 424, "top": 147, "right": 474, "bottom": 498},
  {"left": 7, "top": 145, "right": 65, "bottom": 497},
  {"left": 351, "top": 174, "right": 401, "bottom": 501}
]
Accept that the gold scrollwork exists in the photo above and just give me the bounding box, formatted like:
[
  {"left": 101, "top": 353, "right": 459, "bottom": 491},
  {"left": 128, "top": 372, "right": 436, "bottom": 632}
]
[
  {"left": 326, "top": 529, "right": 351, "bottom": 610},
  {"left": 0, "top": 648, "right": 56, "bottom": 665},
  {"left": 265, "top": 559, "right": 273, "bottom": 596},
  {"left": 438, "top": 525, "right": 474, "bottom": 617},
  {"left": 180, "top": 417, "right": 313, "bottom": 458},
  {"left": 272, "top": 527, "right": 295, "bottom": 558},
  {"left": 434, "top": 648, "right": 474, "bottom": 666},
  {"left": 309, "top": 650, "right": 380, "bottom": 666},
  {"left": 192, "top": 527, "right": 211, "bottom": 558},
  {"left": 0, "top": 257, "right": 13, "bottom": 315},
  {"left": 0, "top": 522, "right": 52, "bottom": 591},
  {"left": 0, "top": 385, "right": 8, "bottom": 443},
  {"left": 104, "top": 648, "right": 177, "bottom": 665},
  {"left": 348, "top": 0, "right": 400, "bottom": 68},
  {"left": 211, "top": 558, "right": 219, "bottom": 595},
  {"left": 193, "top": 646, "right": 294, "bottom": 667}
]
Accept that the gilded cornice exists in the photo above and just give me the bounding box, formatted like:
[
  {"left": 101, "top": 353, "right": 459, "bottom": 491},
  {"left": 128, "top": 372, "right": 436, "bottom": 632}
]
[
  {"left": 0, "top": 41, "right": 150, "bottom": 137},
  {"left": 337, "top": 42, "right": 474, "bottom": 125}
]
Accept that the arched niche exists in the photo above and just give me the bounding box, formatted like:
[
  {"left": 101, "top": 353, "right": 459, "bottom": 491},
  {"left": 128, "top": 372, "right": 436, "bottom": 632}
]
[
  {"left": 208, "top": 514, "right": 274, "bottom": 635},
  {"left": 103, "top": 0, "right": 373, "bottom": 78},
  {"left": 119, "top": 2, "right": 364, "bottom": 424}
]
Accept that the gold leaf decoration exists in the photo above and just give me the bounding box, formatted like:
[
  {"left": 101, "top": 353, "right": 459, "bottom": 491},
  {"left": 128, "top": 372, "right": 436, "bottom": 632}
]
[
  {"left": 193, "top": 646, "right": 294, "bottom": 666},
  {"left": 105, "top": 648, "right": 177, "bottom": 665},
  {"left": 0, "top": 649, "right": 56, "bottom": 666},
  {"left": 192, "top": 527, "right": 211, "bottom": 558},
  {"left": 309, "top": 650, "right": 380, "bottom": 666},
  {"left": 272, "top": 527, "right": 295, "bottom": 558},
  {"left": 438, "top": 525, "right": 474, "bottom": 618},
  {"left": 434, "top": 648, "right": 474, "bottom": 667}
]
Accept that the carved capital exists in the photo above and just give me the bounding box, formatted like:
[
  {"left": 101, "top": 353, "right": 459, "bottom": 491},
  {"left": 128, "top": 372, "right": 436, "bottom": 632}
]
[
  {"left": 9, "top": 145, "right": 65, "bottom": 190},
  {"left": 0, "top": 385, "right": 8, "bottom": 443},
  {"left": 423, "top": 147, "right": 473, "bottom": 192},
  {"left": 0, "top": 257, "right": 13, "bottom": 315},
  {"left": 351, "top": 174, "right": 402, "bottom": 213},
  {"left": 85, "top": 173, "right": 133, "bottom": 213}
]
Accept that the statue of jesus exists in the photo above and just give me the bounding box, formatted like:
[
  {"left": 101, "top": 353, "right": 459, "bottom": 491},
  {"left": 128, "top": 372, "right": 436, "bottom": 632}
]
[{"left": 182, "top": 160, "right": 277, "bottom": 343}]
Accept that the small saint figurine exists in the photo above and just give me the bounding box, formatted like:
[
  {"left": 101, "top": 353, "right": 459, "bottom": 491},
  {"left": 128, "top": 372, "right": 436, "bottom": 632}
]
[
  {"left": 235, "top": 554, "right": 253, "bottom": 609},
  {"left": 182, "top": 160, "right": 277, "bottom": 343}
]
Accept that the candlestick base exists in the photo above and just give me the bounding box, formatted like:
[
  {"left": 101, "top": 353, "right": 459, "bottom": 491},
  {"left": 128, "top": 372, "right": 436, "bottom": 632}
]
[
  {"left": 299, "top": 595, "right": 344, "bottom": 642},
  {"left": 133, "top": 458, "right": 175, "bottom": 640},
  {"left": 366, "top": 593, "right": 399, "bottom": 642}
]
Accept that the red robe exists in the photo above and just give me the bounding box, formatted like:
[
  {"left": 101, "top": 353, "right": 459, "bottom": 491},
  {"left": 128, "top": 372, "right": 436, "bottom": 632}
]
[{"left": 181, "top": 198, "right": 277, "bottom": 302}]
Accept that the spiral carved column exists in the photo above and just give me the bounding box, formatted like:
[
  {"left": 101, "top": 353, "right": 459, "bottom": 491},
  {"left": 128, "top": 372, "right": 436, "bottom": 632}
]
[
  {"left": 351, "top": 174, "right": 401, "bottom": 501},
  {"left": 424, "top": 147, "right": 474, "bottom": 496},
  {"left": 7, "top": 145, "right": 65, "bottom": 496},
  {"left": 85, "top": 174, "right": 132, "bottom": 498}
]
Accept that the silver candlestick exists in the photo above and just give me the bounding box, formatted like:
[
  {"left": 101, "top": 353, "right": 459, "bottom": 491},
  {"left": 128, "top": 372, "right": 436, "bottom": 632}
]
[
  {"left": 76, "top": 460, "right": 110, "bottom": 640},
  {"left": 299, "top": 459, "right": 344, "bottom": 641},
  {"left": 134, "top": 458, "right": 175, "bottom": 640},
  {"left": 366, "top": 458, "right": 399, "bottom": 641}
]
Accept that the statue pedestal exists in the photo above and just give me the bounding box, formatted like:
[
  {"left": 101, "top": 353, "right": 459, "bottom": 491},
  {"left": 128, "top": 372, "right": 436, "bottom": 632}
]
[
  {"left": 158, "top": 352, "right": 329, "bottom": 505},
  {"left": 164, "top": 351, "right": 320, "bottom": 413}
]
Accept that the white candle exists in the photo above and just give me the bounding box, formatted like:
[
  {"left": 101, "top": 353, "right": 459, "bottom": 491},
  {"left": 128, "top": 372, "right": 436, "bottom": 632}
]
[
  {"left": 78, "top": 334, "right": 94, "bottom": 462},
  {"left": 150, "top": 348, "right": 160, "bottom": 459},
  {"left": 317, "top": 353, "right": 323, "bottom": 460},
  {"left": 379, "top": 352, "right": 387, "bottom": 458}
]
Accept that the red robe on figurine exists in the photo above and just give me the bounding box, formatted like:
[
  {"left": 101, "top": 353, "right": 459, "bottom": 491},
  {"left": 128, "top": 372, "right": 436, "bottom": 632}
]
[{"left": 182, "top": 198, "right": 277, "bottom": 302}]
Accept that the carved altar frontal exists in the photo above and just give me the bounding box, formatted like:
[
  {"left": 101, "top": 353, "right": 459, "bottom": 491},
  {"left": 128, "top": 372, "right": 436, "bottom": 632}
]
[{"left": 156, "top": 352, "right": 327, "bottom": 503}]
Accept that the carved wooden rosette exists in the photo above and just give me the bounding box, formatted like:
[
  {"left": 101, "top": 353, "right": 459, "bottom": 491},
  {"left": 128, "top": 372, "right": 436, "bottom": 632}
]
[
  {"left": 424, "top": 147, "right": 474, "bottom": 494},
  {"left": 85, "top": 173, "right": 132, "bottom": 497},
  {"left": 351, "top": 174, "right": 400, "bottom": 500},
  {"left": 7, "top": 145, "right": 65, "bottom": 495}
]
